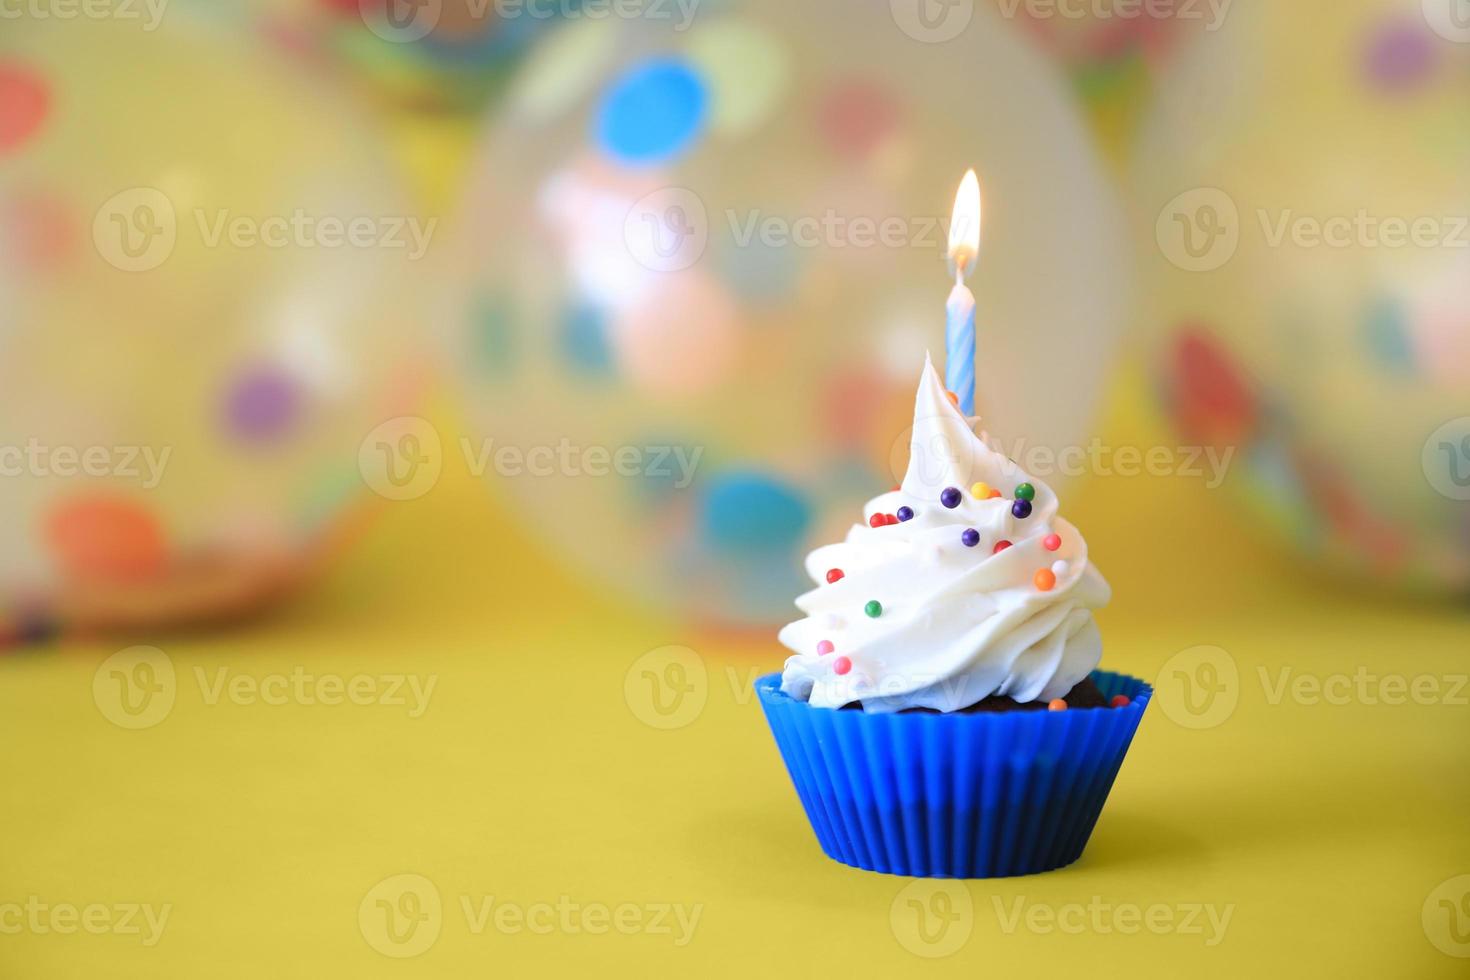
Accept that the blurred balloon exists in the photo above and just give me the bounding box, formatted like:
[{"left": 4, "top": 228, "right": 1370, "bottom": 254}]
[
  {"left": 0, "top": 17, "right": 423, "bottom": 638},
  {"left": 443, "top": 2, "right": 1129, "bottom": 625},
  {"left": 1134, "top": 0, "right": 1470, "bottom": 593}
]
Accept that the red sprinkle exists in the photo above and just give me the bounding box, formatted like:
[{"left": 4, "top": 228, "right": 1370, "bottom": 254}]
[
  {"left": 884, "top": 513, "right": 899, "bottom": 526},
  {"left": 993, "top": 540, "right": 1012, "bottom": 554},
  {"left": 817, "top": 640, "right": 835, "bottom": 656},
  {"left": 833, "top": 656, "right": 852, "bottom": 675},
  {"left": 1110, "top": 694, "right": 1130, "bottom": 708},
  {"left": 869, "top": 513, "right": 885, "bottom": 528},
  {"left": 1043, "top": 533, "right": 1062, "bottom": 551},
  {"left": 826, "top": 568, "right": 845, "bottom": 584}
]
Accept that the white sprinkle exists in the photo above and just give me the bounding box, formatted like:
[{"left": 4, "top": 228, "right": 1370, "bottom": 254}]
[{"left": 1051, "top": 560, "right": 1068, "bottom": 576}]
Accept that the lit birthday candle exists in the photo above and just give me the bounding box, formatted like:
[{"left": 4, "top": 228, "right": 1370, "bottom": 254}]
[{"left": 945, "top": 169, "right": 981, "bottom": 416}]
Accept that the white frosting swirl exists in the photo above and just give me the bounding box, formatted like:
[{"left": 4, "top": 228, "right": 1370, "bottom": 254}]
[{"left": 778, "top": 355, "right": 1110, "bottom": 712}]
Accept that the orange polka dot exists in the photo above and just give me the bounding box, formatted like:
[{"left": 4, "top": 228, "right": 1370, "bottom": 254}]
[
  {"left": 0, "top": 65, "right": 49, "bottom": 155},
  {"left": 45, "top": 494, "right": 168, "bottom": 583},
  {"left": 1034, "top": 568, "right": 1057, "bottom": 591}
]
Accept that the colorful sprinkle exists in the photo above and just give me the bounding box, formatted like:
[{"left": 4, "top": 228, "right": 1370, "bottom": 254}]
[
  {"left": 884, "top": 513, "right": 900, "bottom": 526},
  {"left": 940, "top": 487, "right": 961, "bottom": 509},
  {"left": 864, "top": 600, "right": 883, "bottom": 618},
  {"left": 987, "top": 489, "right": 1003, "bottom": 499},
  {"left": 1051, "top": 560, "right": 1068, "bottom": 576},
  {"left": 1048, "top": 698, "right": 1067, "bottom": 711},
  {"left": 1110, "top": 694, "right": 1131, "bottom": 708},
  {"left": 896, "top": 506, "right": 914, "bottom": 522},
  {"left": 945, "top": 390, "right": 960, "bottom": 408},
  {"left": 833, "top": 656, "right": 852, "bottom": 675},
  {"left": 961, "top": 528, "right": 980, "bottom": 548},
  {"left": 1034, "top": 568, "right": 1057, "bottom": 592},
  {"left": 993, "top": 539, "right": 1013, "bottom": 554},
  {"left": 1042, "top": 533, "right": 1062, "bottom": 551},
  {"left": 1011, "top": 499, "right": 1033, "bottom": 519},
  {"left": 826, "top": 568, "right": 844, "bottom": 584},
  {"left": 869, "top": 512, "right": 885, "bottom": 528},
  {"left": 1014, "top": 482, "right": 1035, "bottom": 501},
  {"left": 816, "top": 640, "right": 834, "bottom": 656},
  {"left": 971, "top": 482, "right": 991, "bottom": 498}
]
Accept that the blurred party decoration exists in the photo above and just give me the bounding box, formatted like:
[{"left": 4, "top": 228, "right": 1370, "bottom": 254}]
[
  {"left": 0, "top": 17, "right": 422, "bottom": 638},
  {"left": 443, "top": 2, "right": 1129, "bottom": 625},
  {"left": 1134, "top": 0, "right": 1470, "bottom": 593},
  {"left": 991, "top": 0, "right": 1194, "bottom": 156},
  {"left": 309, "top": 0, "right": 574, "bottom": 111}
]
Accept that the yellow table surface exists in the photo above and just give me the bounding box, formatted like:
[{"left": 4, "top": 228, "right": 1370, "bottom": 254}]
[{"left": 3, "top": 368, "right": 1468, "bottom": 979}]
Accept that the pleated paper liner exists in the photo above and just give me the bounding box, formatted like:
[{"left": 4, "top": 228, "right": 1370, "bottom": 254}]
[{"left": 757, "top": 670, "right": 1151, "bottom": 878}]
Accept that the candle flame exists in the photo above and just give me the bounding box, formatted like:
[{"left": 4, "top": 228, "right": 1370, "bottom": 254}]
[{"left": 947, "top": 169, "right": 981, "bottom": 278}]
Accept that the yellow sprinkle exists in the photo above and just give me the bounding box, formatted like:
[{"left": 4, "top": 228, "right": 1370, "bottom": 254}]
[{"left": 971, "top": 482, "right": 991, "bottom": 498}]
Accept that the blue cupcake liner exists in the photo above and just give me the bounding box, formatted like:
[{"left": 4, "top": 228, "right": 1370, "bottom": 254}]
[{"left": 756, "top": 670, "right": 1151, "bottom": 878}]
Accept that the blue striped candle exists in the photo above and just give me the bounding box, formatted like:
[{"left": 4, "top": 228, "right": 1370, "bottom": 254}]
[{"left": 945, "top": 169, "right": 981, "bottom": 416}]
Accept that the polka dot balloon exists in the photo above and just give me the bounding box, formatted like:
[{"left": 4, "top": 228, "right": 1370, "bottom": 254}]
[
  {"left": 0, "top": 17, "right": 419, "bottom": 637},
  {"left": 1133, "top": 0, "right": 1470, "bottom": 592},
  {"left": 442, "top": 1, "right": 1130, "bottom": 625}
]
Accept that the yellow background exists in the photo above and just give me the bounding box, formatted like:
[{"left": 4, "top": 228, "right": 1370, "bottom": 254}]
[{"left": 1, "top": 122, "right": 1468, "bottom": 979}]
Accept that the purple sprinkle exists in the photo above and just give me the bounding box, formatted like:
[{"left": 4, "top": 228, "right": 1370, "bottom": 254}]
[
  {"left": 940, "top": 487, "right": 961, "bottom": 509},
  {"left": 896, "top": 506, "right": 914, "bottom": 522},
  {"left": 961, "top": 528, "right": 980, "bottom": 548},
  {"left": 1012, "top": 499, "right": 1033, "bottom": 519}
]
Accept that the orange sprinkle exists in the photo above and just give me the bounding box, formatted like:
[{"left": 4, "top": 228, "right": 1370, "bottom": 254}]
[
  {"left": 1110, "top": 695, "right": 1131, "bottom": 708},
  {"left": 1034, "top": 568, "right": 1057, "bottom": 592},
  {"left": 1048, "top": 699, "right": 1067, "bottom": 711},
  {"left": 945, "top": 390, "right": 960, "bottom": 407}
]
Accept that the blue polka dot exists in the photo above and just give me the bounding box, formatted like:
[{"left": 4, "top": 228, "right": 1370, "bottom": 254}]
[
  {"left": 1363, "top": 297, "right": 1413, "bottom": 373},
  {"left": 700, "top": 471, "right": 810, "bottom": 555},
  {"left": 560, "top": 303, "right": 612, "bottom": 375},
  {"left": 594, "top": 58, "right": 708, "bottom": 166},
  {"left": 470, "top": 292, "right": 516, "bottom": 379}
]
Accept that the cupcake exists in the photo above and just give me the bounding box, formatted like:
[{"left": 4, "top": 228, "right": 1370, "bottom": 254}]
[{"left": 756, "top": 354, "right": 1150, "bottom": 878}]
